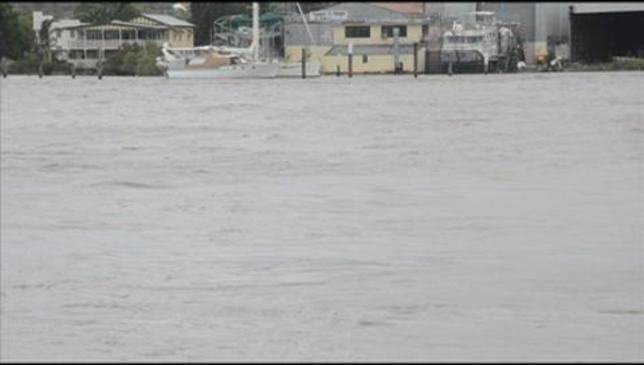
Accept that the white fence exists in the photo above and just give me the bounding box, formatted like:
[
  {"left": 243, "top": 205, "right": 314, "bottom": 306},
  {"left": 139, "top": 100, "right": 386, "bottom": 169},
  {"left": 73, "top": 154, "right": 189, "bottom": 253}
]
[{"left": 70, "top": 39, "right": 165, "bottom": 49}]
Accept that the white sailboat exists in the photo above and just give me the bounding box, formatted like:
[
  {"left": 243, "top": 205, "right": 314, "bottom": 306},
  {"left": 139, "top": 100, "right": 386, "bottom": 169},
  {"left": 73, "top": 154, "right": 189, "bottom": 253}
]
[{"left": 157, "top": 2, "right": 279, "bottom": 79}]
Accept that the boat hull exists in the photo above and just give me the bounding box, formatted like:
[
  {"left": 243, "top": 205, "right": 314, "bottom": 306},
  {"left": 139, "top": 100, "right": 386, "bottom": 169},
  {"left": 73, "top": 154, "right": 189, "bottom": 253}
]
[
  {"left": 276, "top": 61, "right": 321, "bottom": 78},
  {"left": 166, "top": 63, "right": 280, "bottom": 79}
]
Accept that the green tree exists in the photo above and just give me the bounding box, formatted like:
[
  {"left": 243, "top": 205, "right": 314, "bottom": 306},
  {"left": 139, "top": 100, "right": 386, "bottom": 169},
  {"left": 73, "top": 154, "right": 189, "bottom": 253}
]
[
  {"left": 190, "top": 2, "right": 250, "bottom": 46},
  {"left": 73, "top": 2, "right": 141, "bottom": 25},
  {"left": 37, "top": 18, "right": 53, "bottom": 62},
  {"left": 0, "top": 3, "right": 34, "bottom": 60},
  {"left": 103, "top": 42, "right": 162, "bottom": 76}
]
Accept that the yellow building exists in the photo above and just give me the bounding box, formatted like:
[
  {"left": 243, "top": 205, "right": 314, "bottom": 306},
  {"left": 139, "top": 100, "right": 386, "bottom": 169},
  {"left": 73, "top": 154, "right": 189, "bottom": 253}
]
[
  {"left": 284, "top": 3, "right": 429, "bottom": 74},
  {"left": 324, "top": 22, "right": 426, "bottom": 74}
]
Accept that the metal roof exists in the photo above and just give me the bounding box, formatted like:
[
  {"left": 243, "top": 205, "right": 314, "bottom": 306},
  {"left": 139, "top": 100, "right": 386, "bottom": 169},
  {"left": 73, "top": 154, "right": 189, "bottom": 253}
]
[
  {"left": 327, "top": 44, "right": 416, "bottom": 56},
  {"left": 142, "top": 13, "right": 195, "bottom": 27},
  {"left": 110, "top": 20, "right": 168, "bottom": 30},
  {"left": 371, "top": 2, "right": 425, "bottom": 15},
  {"left": 309, "top": 3, "right": 412, "bottom": 24},
  {"left": 571, "top": 3, "right": 644, "bottom": 14},
  {"left": 50, "top": 19, "right": 87, "bottom": 30}
]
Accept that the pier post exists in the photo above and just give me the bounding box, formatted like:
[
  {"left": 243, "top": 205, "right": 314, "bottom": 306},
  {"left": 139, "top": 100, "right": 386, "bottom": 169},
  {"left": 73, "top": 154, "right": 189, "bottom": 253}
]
[
  {"left": 1, "top": 57, "right": 7, "bottom": 78},
  {"left": 348, "top": 43, "right": 353, "bottom": 78},
  {"left": 448, "top": 61, "right": 453, "bottom": 76},
  {"left": 301, "top": 48, "right": 306, "bottom": 79},
  {"left": 336, "top": 65, "right": 340, "bottom": 77},
  {"left": 97, "top": 48, "right": 104, "bottom": 80},
  {"left": 393, "top": 28, "right": 401, "bottom": 74},
  {"left": 38, "top": 61, "right": 43, "bottom": 79},
  {"left": 71, "top": 63, "right": 76, "bottom": 79},
  {"left": 413, "top": 43, "right": 418, "bottom": 78}
]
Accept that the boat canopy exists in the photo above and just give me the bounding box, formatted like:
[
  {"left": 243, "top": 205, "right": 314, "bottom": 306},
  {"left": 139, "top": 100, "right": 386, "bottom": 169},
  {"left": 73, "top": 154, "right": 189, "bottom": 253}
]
[{"left": 216, "top": 12, "right": 283, "bottom": 30}]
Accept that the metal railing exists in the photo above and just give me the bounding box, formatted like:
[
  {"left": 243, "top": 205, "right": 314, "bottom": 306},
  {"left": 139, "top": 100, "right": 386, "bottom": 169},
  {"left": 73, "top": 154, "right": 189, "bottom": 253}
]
[{"left": 70, "top": 39, "right": 165, "bottom": 49}]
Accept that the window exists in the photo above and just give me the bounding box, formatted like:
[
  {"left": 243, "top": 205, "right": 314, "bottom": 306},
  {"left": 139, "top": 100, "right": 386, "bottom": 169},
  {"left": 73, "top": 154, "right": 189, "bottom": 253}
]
[
  {"left": 362, "top": 54, "right": 368, "bottom": 63},
  {"left": 104, "top": 30, "right": 119, "bottom": 40},
  {"left": 381, "top": 25, "right": 407, "bottom": 38},
  {"left": 345, "top": 26, "right": 370, "bottom": 38},
  {"left": 86, "top": 30, "right": 102, "bottom": 40},
  {"left": 70, "top": 30, "right": 75, "bottom": 38},
  {"left": 121, "top": 30, "right": 135, "bottom": 40}
]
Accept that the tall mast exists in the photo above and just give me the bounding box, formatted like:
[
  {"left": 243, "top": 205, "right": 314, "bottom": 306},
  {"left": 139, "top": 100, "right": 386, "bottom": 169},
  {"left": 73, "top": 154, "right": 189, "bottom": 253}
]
[
  {"left": 252, "top": 2, "right": 260, "bottom": 61},
  {"left": 296, "top": 2, "right": 316, "bottom": 46}
]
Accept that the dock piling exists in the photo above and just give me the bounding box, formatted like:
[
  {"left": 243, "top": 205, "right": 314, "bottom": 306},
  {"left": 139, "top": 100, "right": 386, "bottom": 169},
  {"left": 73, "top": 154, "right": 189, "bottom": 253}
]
[
  {"left": 348, "top": 43, "right": 353, "bottom": 78},
  {"left": 1, "top": 57, "right": 7, "bottom": 78},
  {"left": 413, "top": 43, "right": 418, "bottom": 78},
  {"left": 301, "top": 48, "right": 306, "bottom": 79}
]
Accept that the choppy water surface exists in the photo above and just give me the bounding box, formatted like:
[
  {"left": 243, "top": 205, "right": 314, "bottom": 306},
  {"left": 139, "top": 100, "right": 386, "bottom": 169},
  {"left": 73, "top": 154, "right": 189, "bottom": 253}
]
[{"left": 1, "top": 73, "right": 643, "bottom": 361}]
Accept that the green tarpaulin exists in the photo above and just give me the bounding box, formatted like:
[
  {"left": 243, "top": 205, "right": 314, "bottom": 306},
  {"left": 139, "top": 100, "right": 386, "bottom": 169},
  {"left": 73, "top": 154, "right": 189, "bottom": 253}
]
[{"left": 220, "top": 12, "right": 283, "bottom": 29}]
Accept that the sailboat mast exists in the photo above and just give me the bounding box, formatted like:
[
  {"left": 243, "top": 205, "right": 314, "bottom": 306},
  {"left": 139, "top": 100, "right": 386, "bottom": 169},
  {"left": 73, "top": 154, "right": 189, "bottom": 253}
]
[
  {"left": 296, "top": 2, "right": 316, "bottom": 46},
  {"left": 252, "top": 2, "right": 260, "bottom": 61}
]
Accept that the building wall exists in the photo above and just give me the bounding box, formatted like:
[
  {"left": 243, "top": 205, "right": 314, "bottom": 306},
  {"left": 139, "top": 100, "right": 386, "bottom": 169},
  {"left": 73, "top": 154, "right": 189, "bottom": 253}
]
[
  {"left": 49, "top": 28, "right": 75, "bottom": 52},
  {"left": 571, "top": 3, "right": 644, "bottom": 14},
  {"left": 284, "top": 46, "right": 333, "bottom": 64},
  {"left": 284, "top": 3, "right": 427, "bottom": 74},
  {"left": 131, "top": 16, "right": 194, "bottom": 47},
  {"left": 167, "top": 27, "right": 194, "bottom": 47},
  {"left": 322, "top": 51, "right": 424, "bottom": 74},
  {"left": 333, "top": 23, "right": 424, "bottom": 45},
  {"left": 285, "top": 45, "right": 426, "bottom": 74},
  {"left": 534, "top": 3, "right": 572, "bottom": 61},
  {"left": 284, "top": 22, "right": 335, "bottom": 47}
]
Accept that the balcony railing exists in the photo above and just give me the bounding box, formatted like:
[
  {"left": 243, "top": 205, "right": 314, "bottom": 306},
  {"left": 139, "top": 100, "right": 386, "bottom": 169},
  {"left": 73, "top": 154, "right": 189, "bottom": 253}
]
[{"left": 70, "top": 39, "right": 165, "bottom": 49}]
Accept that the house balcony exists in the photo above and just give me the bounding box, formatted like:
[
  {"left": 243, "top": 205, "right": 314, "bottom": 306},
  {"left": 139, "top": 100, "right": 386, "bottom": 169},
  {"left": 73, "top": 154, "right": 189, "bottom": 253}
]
[{"left": 70, "top": 39, "right": 166, "bottom": 50}]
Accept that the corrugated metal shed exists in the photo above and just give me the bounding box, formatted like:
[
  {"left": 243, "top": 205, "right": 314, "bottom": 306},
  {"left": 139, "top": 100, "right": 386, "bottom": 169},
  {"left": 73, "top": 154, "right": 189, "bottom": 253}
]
[{"left": 572, "top": 3, "right": 644, "bottom": 14}]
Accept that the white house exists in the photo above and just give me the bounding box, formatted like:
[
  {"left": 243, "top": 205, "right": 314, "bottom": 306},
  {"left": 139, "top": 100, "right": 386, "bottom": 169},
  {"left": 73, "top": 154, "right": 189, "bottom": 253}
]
[{"left": 38, "top": 12, "right": 195, "bottom": 70}]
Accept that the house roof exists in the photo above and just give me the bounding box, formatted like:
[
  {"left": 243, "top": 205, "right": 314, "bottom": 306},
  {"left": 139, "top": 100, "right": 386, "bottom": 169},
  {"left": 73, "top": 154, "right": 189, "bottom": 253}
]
[
  {"left": 141, "top": 13, "right": 194, "bottom": 27},
  {"left": 327, "top": 44, "right": 416, "bottom": 56},
  {"left": 110, "top": 20, "right": 168, "bottom": 30},
  {"left": 371, "top": 2, "right": 425, "bottom": 15},
  {"left": 311, "top": 2, "right": 412, "bottom": 23},
  {"left": 50, "top": 19, "right": 87, "bottom": 30}
]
